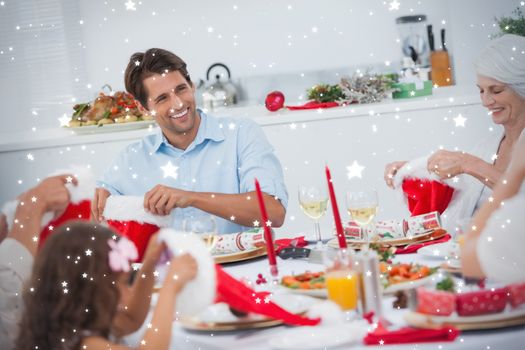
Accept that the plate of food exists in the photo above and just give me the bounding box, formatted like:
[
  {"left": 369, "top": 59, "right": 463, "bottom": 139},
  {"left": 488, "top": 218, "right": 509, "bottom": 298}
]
[
  {"left": 213, "top": 246, "right": 267, "bottom": 264},
  {"left": 327, "top": 229, "right": 448, "bottom": 250},
  {"left": 280, "top": 271, "right": 327, "bottom": 298},
  {"left": 405, "top": 281, "right": 525, "bottom": 330},
  {"left": 380, "top": 262, "right": 439, "bottom": 294},
  {"left": 180, "top": 293, "right": 318, "bottom": 331},
  {"left": 64, "top": 87, "right": 156, "bottom": 133},
  {"left": 280, "top": 263, "right": 438, "bottom": 297}
]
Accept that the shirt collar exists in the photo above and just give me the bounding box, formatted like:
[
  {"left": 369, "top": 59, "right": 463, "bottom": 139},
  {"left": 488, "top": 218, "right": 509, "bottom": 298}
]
[{"left": 151, "top": 109, "right": 225, "bottom": 152}]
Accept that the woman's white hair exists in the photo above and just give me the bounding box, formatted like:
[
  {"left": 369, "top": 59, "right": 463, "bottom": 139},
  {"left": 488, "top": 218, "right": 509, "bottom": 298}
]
[{"left": 474, "top": 34, "right": 525, "bottom": 98}]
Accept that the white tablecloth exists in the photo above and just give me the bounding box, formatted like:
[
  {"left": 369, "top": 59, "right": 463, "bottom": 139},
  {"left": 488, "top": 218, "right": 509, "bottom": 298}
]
[{"left": 126, "top": 248, "right": 525, "bottom": 349}]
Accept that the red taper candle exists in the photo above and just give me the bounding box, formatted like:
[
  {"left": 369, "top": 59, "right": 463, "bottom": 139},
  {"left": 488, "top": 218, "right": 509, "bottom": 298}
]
[
  {"left": 254, "top": 179, "right": 278, "bottom": 277},
  {"left": 325, "top": 166, "right": 348, "bottom": 249}
]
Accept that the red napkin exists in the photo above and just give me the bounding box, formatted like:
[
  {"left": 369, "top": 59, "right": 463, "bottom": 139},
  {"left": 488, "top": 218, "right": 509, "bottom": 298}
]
[
  {"left": 274, "top": 236, "right": 307, "bottom": 254},
  {"left": 39, "top": 200, "right": 91, "bottom": 248},
  {"left": 402, "top": 179, "right": 454, "bottom": 216},
  {"left": 395, "top": 234, "right": 452, "bottom": 254},
  {"left": 106, "top": 220, "right": 160, "bottom": 262},
  {"left": 215, "top": 265, "right": 320, "bottom": 326},
  {"left": 287, "top": 101, "right": 339, "bottom": 110},
  {"left": 364, "top": 324, "right": 460, "bottom": 345}
]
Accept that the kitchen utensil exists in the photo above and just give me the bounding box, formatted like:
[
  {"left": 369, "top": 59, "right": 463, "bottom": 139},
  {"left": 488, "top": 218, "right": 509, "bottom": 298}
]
[
  {"left": 427, "top": 25, "right": 435, "bottom": 51},
  {"left": 441, "top": 28, "right": 447, "bottom": 51},
  {"left": 396, "top": 15, "right": 430, "bottom": 67},
  {"left": 201, "top": 63, "right": 238, "bottom": 110},
  {"left": 430, "top": 27, "right": 453, "bottom": 86}
]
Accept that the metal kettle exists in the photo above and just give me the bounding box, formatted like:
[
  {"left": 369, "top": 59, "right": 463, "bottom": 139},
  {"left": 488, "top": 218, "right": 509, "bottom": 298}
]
[{"left": 201, "top": 63, "right": 238, "bottom": 110}]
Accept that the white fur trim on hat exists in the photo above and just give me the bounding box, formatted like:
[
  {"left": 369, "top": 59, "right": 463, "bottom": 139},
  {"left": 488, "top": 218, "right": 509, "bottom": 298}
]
[
  {"left": 50, "top": 165, "right": 95, "bottom": 204},
  {"left": 1, "top": 165, "right": 94, "bottom": 232},
  {"left": 103, "top": 196, "right": 172, "bottom": 227},
  {"left": 306, "top": 300, "right": 345, "bottom": 325},
  {"left": 157, "top": 229, "right": 216, "bottom": 316}
]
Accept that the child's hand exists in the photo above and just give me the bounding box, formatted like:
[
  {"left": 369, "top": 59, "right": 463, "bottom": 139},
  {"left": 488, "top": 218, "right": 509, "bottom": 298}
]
[
  {"left": 141, "top": 233, "right": 166, "bottom": 269},
  {"left": 18, "top": 174, "right": 75, "bottom": 218},
  {"left": 165, "top": 253, "right": 198, "bottom": 292}
]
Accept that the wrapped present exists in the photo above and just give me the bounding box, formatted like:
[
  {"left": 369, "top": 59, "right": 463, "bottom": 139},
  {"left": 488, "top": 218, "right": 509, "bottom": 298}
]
[
  {"left": 103, "top": 196, "right": 171, "bottom": 262},
  {"left": 212, "top": 228, "right": 265, "bottom": 255},
  {"left": 456, "top": 288, "right": 508, "bottom": 316},
  {"left": 508, "top": 282, "right": 525, "bottom": 308},
  {"left": 416, "top": 287, "right": 456, "bottom": 316}
]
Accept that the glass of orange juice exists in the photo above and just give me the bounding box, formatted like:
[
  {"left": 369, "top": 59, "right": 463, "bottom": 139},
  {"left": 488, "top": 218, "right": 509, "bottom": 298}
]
[{"left": 323, "top": 248, "right": 359, "bottom": 314}]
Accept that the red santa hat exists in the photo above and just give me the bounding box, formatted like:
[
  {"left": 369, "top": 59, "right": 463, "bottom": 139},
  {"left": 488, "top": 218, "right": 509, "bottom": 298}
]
[
  {"left": 103, "top": 195, "right": 172, "bottom": 262},
  {"left": 158, "top": 228, "right": 321, "bottom": 326},
  {"left": 1, "top": 165, "right": 94, "bottom": 247},
  {"left": 392, "top": 156, "right": 459, "bottom": 217}
]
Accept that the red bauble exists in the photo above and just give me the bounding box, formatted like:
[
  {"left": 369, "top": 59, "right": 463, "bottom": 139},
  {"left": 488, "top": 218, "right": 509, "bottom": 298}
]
[{"left": 265, "top": 91, "right": 285, "bottom": 111}]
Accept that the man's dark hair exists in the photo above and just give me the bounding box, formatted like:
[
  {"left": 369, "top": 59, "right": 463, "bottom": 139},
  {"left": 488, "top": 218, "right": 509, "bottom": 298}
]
[{"left": 124, "top": 48, "right": 192, "bottom": 109}]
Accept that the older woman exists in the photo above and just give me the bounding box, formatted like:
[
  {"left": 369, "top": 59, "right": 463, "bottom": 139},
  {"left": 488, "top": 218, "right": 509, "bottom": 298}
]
[
  {"left": 385, "top": 34, "right": 525, "bottom": 228},
  {"left": 461, "top": 129, "right": 525, "bottom": 283}
]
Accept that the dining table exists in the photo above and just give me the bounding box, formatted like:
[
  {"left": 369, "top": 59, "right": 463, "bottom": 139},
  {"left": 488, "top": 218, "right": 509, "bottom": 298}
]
[{"left": 124, "top": 242, "right": 525, "bottom": 350}]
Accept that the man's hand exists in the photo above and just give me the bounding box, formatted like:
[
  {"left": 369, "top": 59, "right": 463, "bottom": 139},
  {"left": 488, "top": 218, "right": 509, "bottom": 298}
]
[
  {"left": 384, "top": 161, "right": 407, "bottom": 188},
  {"left": 427, "top": 150, "right": 471, "bottom": 180},
  {"left": 144, "top": 185, "right": 193, "bottom": 215},
  {"left": 18, "top": 174, "right": 76, "bottom": 218},
  {"left": 92, "top": 188, "right": 111, "bottom": 222}
]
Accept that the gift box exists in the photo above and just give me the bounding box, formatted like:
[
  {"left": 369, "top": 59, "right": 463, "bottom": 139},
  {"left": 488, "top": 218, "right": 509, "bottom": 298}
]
[
  {"left": 392, "top": 81, "right": 433, "bottom": 99},
  {"left": 508, "top": 283, "right": 525, "bottom": 308},
  {"left": 456, "top": 288, "right": 508, "bottom": 316},
  {"left": 416, "top": 288, "right": 456, "bottom": 316}
]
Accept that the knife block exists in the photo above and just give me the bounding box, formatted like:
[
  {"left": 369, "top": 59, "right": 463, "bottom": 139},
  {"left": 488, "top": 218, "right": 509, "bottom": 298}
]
[{"left": 430, "top": 50, "right": 453, "bottom": 87}]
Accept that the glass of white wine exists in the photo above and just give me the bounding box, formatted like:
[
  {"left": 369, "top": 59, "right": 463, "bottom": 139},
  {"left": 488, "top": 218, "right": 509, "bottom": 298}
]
[
  {"left": 298, "top": 185, "right": 328, "bottom": 250},
  {"left": 182, "top": 214, "right": 218, "bottom": 252},
  {"left": 346, "top": 189, "right": 378, "bottom": 251}
]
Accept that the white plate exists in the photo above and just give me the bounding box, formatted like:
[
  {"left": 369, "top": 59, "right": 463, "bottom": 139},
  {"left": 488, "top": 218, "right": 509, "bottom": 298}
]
[
  {"left": 279, "top": 286, "right": 327, "bottom": 298},
  {"left": 383, "top": 274, "right": 438, "bottom": 295},
  {"left": 65, "top": 120, "right": 156, "bottom": 134},
  {"left": 405, "top": 304, "right": 525, "bottom": 330},
  {"left": 268, "top": 322, "right": 367, "bottom": 350},
  {"left": 195, "top": 293, "right": 319, "bottom": 324},
  {"left": 420, "top": 304, "right": 525, "bottom": 323},
  {"left": 418, "top": 242, "right": 459, "bottom": 260}
]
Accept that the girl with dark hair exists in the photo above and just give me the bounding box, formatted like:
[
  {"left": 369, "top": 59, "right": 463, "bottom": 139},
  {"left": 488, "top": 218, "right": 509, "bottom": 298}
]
[{"left": 16, "top": 221, "right": 197, "bottom": 350}]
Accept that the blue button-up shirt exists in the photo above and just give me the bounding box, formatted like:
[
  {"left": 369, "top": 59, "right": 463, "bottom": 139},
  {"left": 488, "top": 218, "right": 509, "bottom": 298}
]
[{"left": 97, "top": 111, "right": 288, "bottom": 233}]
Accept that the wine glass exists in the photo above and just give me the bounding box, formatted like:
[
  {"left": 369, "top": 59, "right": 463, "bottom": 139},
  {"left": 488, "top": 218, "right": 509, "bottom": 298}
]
[
  {"left": 298, "top": 185, "right": 328, "bottom": 250},
  {"left": 182, "top": 214, "right": 218, "bottom": 252},
  {"left": 346, "top": 189, "right": 378, "bottom": 251}
]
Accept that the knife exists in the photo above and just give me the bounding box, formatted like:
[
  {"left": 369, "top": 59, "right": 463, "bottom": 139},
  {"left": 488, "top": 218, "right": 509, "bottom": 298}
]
[
  {"left": 427, "top": 25, "right": 435, "bottom": 51},
  {"left": 278, "top": 247, "right": 323, "bottom": 264},
  {"left": 441, "top": 28, "right": 447, "bottom": 51}
]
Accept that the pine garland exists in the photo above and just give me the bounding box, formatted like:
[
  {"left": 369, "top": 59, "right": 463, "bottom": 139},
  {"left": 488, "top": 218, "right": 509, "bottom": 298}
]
[
  {"left": 495, "top": 7, "right": 525, "bottom": 37},
  {"left": 306, "top": 84, "right": 344, "bottom": 103},
  {"left": 339, "top": 73, "right": 396, "bottom": 104}
]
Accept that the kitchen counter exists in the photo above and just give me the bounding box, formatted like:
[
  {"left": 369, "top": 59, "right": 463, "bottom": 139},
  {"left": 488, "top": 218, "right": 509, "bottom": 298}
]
[{"left": 0, "top": 85, "right": 479, "bottom": 153}]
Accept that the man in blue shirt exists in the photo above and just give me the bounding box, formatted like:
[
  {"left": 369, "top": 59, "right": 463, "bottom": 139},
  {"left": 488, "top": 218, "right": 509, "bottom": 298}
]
[{"left": 92, "top": 48, "right": 287, "bottom": 233}]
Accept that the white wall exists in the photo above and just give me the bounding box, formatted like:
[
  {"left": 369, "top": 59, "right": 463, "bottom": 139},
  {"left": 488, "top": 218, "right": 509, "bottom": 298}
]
[{"left": 1, "top": 0, "right": 520, "bottom": 134}]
